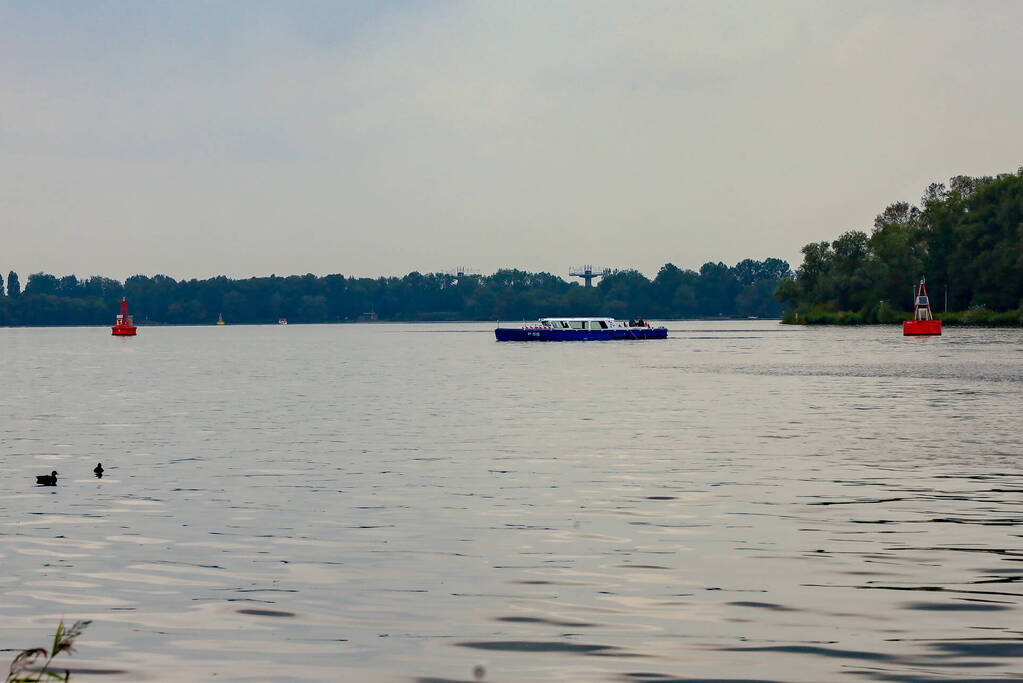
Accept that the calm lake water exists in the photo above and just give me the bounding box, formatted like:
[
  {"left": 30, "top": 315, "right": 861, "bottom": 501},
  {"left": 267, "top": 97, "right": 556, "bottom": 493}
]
[{"left": 1, "top": 321, "right": 1021, "bottom": 682}]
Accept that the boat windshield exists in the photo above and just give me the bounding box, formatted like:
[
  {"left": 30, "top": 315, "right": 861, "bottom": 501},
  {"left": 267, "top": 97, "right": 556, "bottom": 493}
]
[{"left": 537, "top": 318, "right": 616, "bottom": 329}]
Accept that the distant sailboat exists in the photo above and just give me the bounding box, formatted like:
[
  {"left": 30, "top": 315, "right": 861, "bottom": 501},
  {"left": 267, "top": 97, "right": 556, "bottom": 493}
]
[{"left": 216, "top": 313, "right": 225, "bottom": 325}]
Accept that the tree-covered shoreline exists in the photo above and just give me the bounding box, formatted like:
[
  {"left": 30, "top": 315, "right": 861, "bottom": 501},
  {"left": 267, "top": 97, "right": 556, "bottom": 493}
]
[
  {"left": 0, "top": 258, "right": 791, "bottom": 326},
  {"left": 7, "top": 168, "right": 1020, "bottom": 329},
  {"left": 777, "top": 169, "right": 1023, "bottom": 326}
]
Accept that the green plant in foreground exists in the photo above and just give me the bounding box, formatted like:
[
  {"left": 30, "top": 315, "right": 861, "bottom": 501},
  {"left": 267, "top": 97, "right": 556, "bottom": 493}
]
[{"left": 6, "top": 620, "right": 90, "bottom": 683}]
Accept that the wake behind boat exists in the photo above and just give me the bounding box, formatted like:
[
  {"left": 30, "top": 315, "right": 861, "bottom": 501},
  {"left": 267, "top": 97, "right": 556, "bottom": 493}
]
[{"left": 495, "top": 317, "right": 667, "bottom": 341}]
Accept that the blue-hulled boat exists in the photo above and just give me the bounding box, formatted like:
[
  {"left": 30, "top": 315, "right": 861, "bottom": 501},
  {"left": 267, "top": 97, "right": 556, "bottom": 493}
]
[{"left": 495, "top": 317, "right": 667, "bottom": 341}]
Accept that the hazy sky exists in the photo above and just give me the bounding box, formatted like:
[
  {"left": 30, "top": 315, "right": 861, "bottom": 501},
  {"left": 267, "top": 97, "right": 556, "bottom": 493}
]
[{"left": 2, "top": 1, "right": 1021, "bottom": 282}]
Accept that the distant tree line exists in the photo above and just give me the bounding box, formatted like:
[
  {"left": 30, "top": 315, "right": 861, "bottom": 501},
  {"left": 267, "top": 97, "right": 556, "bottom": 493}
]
[
  {"left": 0, "top": 259, "right": 791, "bottom": 326},
  {"left": 776, "top": 169, "right": 1023, "bottom": 323}
]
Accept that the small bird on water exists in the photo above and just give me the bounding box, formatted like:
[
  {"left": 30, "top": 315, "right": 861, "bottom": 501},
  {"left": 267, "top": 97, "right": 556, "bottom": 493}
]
[
  {"left": 94, "top": 463, "right": 104, "bottom": 477},
  {"left": 36, "top": 471, "right": 58, "bottom": 486}
]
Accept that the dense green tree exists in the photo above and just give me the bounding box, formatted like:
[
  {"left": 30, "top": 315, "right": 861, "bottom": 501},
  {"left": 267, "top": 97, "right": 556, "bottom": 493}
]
[
  {"left": 696, "top": 262, "right": 739, "bottom": 316},
  {"left": 733, "top": 257, "right": 792, "bottom": 287},
  {"left": 57, "top": 275, "right": 80, "bottom": 296},
  {"left": 774, "top": 278, "right": 801, "bottom": 310},
  {"left": 869, "top": 204, "right": 925, "bottom": 308},
  {"left": 736, "top": 279, "right": 785, "bottom": 317},
  {"left": 598, "top": 270, "right": 653, "bottom": 318},
  {"left": 795, "top": 242, "right": 832, "bottom": 303},
  {"left": 79, "top": 276, "right": 123, "bottom": 300},
  {"left": 651, "top": 263, "right": 685, "bottom": 305},
  {"left": 25, "top": 272, "right": 59, "bottom": 296},
  {"left": 828, "top": 231, "right": 873, "bottom": 310},
  {"left": 780, "top": 169, "right": 1023, "bottom": 319},
  {"left": 6, "top": 271, "right": 19, "bottom": 297},
  {"left": 672, "top": 280, "right": 699, "bottom": 317},
  {"left": 0, "top": 256, "right": 793, "bottom": 326},
  {"left": 650, "top": 263, "right": 700, "bottom": 316}
]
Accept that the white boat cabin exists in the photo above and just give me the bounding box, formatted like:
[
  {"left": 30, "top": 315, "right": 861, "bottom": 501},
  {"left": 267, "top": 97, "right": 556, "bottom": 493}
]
[{"left": 538, "top": 317, "right": 629, "bottom": 330}]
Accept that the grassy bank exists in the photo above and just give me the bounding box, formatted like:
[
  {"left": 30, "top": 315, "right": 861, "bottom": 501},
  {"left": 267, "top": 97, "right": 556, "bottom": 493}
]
[{"left": 782, "top": 306, "right": 1022, "bottom": 326}]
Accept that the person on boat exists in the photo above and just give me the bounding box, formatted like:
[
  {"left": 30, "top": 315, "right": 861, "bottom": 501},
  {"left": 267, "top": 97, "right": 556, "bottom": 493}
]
[{"left": 634, "top": 317, "right": 648, "bottom": 327}]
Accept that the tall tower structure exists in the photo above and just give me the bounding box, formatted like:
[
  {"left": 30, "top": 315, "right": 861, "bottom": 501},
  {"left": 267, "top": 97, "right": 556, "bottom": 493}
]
[
  {"left": 569, "top": 265, "right": 609, "bottom": 287},
  {"left": 447, "top": 266, "right": 478, "bottom": 279}
]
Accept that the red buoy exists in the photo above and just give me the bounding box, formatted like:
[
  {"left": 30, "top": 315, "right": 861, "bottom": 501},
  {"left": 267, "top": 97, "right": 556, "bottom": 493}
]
[
  {"left": 903, "top": 279, "right": 941, "bottom": 336},
  {"left": 111, "top": 298, "right": 138, "bottom": 336}
]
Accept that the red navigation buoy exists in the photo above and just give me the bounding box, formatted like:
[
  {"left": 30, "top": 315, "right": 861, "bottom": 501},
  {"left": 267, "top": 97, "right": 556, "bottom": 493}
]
[
  {"left": 903, "top": 279, "right": 941, "bottom": 336},
  {"left": 111, "top": 298, "right": 138, "bottom": 336}
]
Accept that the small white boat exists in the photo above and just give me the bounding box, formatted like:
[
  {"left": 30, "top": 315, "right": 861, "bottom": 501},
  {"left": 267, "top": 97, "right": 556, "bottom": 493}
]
[{"left": 278, "top": 318, "right": 288, "bottom": 325}]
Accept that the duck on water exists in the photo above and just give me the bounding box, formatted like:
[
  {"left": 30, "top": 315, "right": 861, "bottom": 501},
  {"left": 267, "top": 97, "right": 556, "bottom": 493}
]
[{"left": 36, "top": 471, "right": 58, "bottom": 486}]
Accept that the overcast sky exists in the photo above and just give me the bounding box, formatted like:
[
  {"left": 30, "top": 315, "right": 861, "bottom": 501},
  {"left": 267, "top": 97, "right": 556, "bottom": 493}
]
[{"left": 2, "top": 1, "right": 1021, "bottom": 282}]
